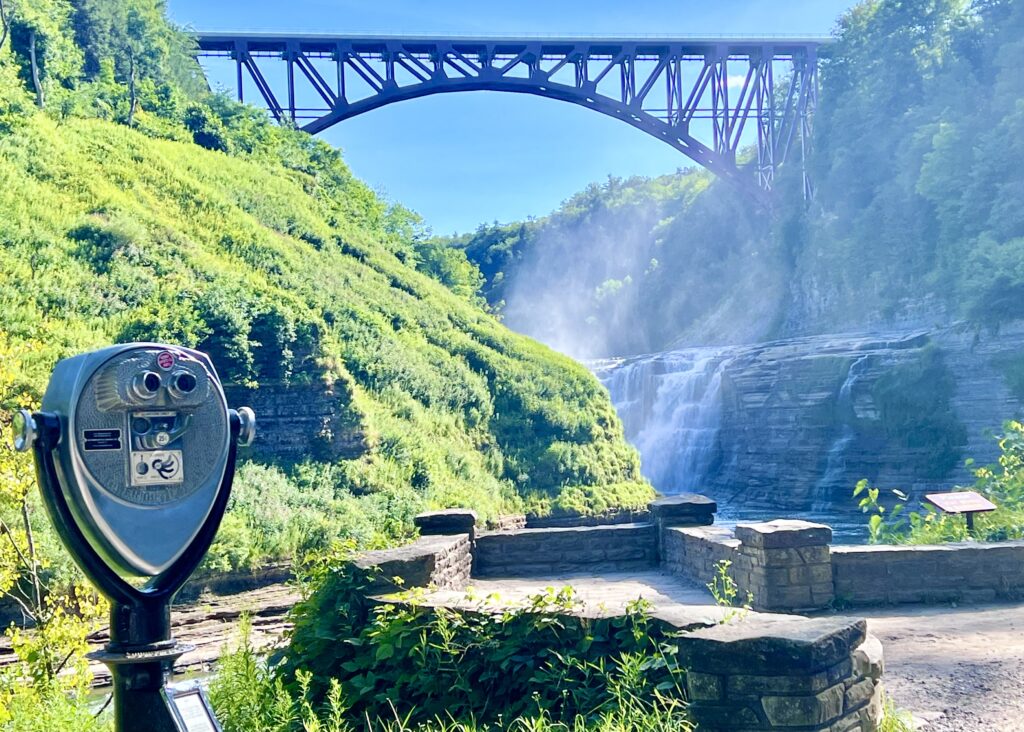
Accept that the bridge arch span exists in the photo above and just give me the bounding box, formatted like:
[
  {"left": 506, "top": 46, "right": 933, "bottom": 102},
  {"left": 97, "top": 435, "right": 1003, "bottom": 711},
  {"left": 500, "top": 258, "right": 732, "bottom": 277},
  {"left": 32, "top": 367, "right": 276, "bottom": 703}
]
[{"left": 195, "top": 34, "right": 822, "bottom": 197}]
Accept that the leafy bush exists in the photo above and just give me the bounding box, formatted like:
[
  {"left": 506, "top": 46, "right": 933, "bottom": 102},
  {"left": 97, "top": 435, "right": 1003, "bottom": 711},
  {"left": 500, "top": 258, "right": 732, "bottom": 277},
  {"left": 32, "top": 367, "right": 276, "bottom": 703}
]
[
  {"left": 183, "top": 102, "right": 230, "bottom": 152},
  {"left": 855, "top": 421, "right": 1024, "bottom": 544},
  {"left": 212, "top": 619, "right": 691, "bottom": 732},
  {"left": 275, "top": 553, "right": 687, "bottom": 728}
]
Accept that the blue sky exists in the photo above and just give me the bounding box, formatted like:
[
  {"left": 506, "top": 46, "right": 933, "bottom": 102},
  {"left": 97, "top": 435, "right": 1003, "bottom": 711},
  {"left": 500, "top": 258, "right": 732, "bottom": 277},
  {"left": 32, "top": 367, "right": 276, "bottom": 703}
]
[{"left": 167, "top": 1, "right": 857, "bottom": 234}]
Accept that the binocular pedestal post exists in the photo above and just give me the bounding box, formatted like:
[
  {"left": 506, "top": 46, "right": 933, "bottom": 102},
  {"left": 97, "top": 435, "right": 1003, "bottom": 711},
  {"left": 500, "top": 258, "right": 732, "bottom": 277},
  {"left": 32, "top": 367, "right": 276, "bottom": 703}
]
[{"left": 90, "top": 599, "right": 193, "bottom": 732}]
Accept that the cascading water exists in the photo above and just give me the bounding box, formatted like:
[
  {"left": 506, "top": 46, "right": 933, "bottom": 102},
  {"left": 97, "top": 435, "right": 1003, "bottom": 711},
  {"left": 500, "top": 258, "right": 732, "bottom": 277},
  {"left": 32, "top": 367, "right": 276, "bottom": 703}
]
[
  {"left": 593, "top": 348, "right": 729, "bottom": 494},
  {"left": 812, "top": 354, "right": 871, "bottom": 512}
]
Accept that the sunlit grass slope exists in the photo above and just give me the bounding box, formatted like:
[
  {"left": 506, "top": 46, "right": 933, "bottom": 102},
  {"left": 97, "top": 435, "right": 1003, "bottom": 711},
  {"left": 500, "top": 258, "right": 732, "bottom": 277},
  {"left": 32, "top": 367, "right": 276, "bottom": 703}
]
[{"left": 0, "top": 111, "right": 650, "bottom": 535}]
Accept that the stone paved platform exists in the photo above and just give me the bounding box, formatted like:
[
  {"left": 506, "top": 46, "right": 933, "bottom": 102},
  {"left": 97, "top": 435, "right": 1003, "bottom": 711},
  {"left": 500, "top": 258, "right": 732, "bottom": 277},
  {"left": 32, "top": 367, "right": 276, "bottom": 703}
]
[{"left": 436, "top": 569, "right": 718, "bottom": 613}]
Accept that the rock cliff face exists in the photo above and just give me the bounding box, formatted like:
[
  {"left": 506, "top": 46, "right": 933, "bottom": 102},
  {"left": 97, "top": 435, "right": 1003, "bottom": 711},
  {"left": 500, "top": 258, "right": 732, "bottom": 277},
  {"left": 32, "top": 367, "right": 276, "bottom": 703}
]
[
  {"left": 595, "top": 323, "right": 1024, "bottom": 517},
  {"left": 224, "top": 380, "right": 368, "bottom": 461}
]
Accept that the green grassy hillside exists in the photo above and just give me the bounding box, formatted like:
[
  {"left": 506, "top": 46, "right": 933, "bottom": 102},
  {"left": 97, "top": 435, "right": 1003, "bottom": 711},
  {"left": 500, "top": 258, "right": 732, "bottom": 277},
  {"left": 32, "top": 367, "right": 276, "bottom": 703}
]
[
  {"left": 0, "top": 2, "right": 650, "bottom": 567},
  {"left": 0, "top": 110, "right": 648, "bottom": 524}
]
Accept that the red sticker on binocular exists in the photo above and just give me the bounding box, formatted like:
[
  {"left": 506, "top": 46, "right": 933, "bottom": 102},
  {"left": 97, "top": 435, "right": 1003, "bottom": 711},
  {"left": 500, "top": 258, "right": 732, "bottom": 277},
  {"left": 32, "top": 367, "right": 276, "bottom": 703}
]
[{"left": 156, "top": 351, "right": 175, "bottom": 370}]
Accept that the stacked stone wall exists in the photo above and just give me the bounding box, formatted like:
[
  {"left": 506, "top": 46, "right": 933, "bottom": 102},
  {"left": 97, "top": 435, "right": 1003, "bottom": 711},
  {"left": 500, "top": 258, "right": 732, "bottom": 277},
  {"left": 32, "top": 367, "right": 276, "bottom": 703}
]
[
  {"left": 474, "top": 524, "right": 657, "bottom": 576},
  {"left": 662, "top": 519, "right": 835, "bottom": 613},
  {"left": 732, "top": 521, "right": 835, "bottom": 613},
  {"left": 356, "top": 534, "right": 472, "bottom": 593},
  {"left": 663, "top": 526, "right": 739, "bottom": 581},
  {"left": 524, "top": 510, "right": 651, "bottom": 528},
  {"left": 832, "top": 540, "right": 1024, "bottom": 606}
]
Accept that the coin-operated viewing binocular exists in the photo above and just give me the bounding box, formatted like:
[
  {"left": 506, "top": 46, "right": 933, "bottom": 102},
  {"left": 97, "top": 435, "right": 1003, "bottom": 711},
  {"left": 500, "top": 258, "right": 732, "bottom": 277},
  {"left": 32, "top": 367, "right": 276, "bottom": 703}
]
[{"left": 14, "top": 343, "right": 256, "bottom": 732}]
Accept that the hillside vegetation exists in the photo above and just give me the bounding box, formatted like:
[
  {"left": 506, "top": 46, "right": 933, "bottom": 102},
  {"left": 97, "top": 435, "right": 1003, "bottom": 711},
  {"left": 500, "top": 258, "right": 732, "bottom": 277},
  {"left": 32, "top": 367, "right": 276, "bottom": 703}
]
[
  {"left": 446, "top": 0, "right": 1024, "bottom": 357},
  {"left": 0, "top": 0, "right": 649, "bottom": 573}
]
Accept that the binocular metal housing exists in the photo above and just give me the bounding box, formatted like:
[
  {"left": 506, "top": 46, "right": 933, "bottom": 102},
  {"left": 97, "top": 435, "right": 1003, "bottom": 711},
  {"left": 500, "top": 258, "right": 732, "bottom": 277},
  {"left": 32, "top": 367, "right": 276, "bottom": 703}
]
[{"left": 14, "top": 343, "right": 255, "bottom": 732}]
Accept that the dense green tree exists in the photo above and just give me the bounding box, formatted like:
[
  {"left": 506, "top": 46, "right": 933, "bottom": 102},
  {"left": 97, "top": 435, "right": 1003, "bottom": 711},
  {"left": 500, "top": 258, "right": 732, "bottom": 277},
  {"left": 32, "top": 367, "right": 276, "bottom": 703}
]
[
  {"left": 3, "top": 0, "right": 81, "bottom": 108},
  {"left": 71, "top": 0, "right": 202, "bottom": 123}
]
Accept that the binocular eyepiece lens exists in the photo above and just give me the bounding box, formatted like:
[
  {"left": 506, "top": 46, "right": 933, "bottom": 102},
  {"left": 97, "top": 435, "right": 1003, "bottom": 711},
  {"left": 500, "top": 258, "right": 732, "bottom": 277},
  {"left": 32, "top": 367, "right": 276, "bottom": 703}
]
[
  {"left": 174, "top": 373, "right": 197, "bottom": 394},
  {"left": 130, "top": 371, "right": 162, "bottom": 400},
  {"left": 167, "top": 371, "right": 198, "bottom": 400}
]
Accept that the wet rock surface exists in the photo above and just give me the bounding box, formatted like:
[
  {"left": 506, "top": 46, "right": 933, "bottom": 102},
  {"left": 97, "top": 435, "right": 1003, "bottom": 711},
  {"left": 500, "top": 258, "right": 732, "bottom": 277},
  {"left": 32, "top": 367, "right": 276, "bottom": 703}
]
[{"left": 597, "top": 324, "right": 1024, "bottom": 516}]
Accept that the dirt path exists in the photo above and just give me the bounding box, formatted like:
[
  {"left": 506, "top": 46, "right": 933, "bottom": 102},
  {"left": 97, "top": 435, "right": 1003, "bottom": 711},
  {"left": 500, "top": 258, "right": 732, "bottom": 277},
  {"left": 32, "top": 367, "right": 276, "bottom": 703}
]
[{"left": 838, "top": 602, "right": 1024, "bottom": 731}]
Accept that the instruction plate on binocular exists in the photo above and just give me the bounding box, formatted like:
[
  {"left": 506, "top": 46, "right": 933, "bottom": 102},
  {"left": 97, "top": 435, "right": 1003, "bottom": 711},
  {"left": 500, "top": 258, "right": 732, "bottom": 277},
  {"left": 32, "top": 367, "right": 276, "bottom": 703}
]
[{"left": 130, "top": 450, "right": 184, "bottom": 486}]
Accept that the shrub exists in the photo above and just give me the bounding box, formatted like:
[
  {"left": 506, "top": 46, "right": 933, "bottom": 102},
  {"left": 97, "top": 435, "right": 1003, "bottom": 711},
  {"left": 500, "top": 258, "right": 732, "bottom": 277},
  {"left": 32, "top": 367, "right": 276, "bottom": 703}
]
[
  {"left": 183, "top": 102, "right": 231, "bottom": 152},
  {"left": 212, "top": 620, "right": 692, "bottom": 732},
  {"left": 276, "top": 553, "right": 686, "bottom": 727},
  {"left": 855, "top": 421, "right": 1024, "bottom": 544}
]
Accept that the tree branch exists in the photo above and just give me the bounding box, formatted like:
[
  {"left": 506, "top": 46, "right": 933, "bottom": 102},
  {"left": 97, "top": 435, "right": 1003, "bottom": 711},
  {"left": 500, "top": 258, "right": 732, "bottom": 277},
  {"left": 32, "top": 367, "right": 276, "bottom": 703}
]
[
  {"left": 127, "top": 49, "right": 137, "bottom": 126},
  {"left": 4, "top": 583, "right": 37, "bottom": 623},
  {"left": 0, "top": 516, "right": 31, "bottom": 571},
  {"left": 21, "top": 500, "right": 42, "bottom": 610},
  {"left": 0, "top": 0, "right": 8, "bottom": 52},
  {"left": 28, "top": 29, "right": 43, "bottom": 108}
]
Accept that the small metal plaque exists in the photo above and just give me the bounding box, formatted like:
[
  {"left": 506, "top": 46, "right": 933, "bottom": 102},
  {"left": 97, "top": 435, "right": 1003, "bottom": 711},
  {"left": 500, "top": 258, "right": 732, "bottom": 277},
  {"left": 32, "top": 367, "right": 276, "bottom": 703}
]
[
  {"left": 165, "top": 681, "right": 222, "bottom": 732},
  {"left": 83, "top": 428, "right": 122, "bottom": 451},
  {"left": 924, "top": 491, "right": 997, "bottom": 515}
]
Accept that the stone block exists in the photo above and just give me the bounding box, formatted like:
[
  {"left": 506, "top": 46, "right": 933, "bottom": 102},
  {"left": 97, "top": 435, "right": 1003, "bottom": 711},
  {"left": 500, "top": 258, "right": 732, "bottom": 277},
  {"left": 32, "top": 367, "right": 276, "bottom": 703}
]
[
  {"left": 687, "top": 702, "right": 762, "bottom": 729},
  {"left": 650, "top": 493, "right": 717, "bottom": 525},
  {"left": 736, "top": 520, "right": 833, "bottom": 549},
  {"left": 758, "top": 584, "right": 812, "bottom": 612},
  {"left": 857, "top": 681, "right": 885, "bottom": 730},
  {"left": 414, "top": 509, "right": 477, "bottom": 536},
  {"left": 726, "top": 670, "right": 830, "bottom": 698},
  {"left": 686, "top": 672, "right": 723, "bottom": 701},
  {"left": 761, "top": 683, "right": 845, "bottom": 726},
  {"left": 677, "top": 616, "right": 866, "bottom": 676},
  {"left": 798, "top": 546, "right": 833, "bottom": 564},
  {"left": 789, "top": 564, "right": 834, "bottom": 585},
  {"left": 750, "top": 546, "right": 830, "bottom": 567},
  {"left": 749, "top": 565, "right": 792, "bottom": 585},
  {"left": 844, "top": 678, "right": 875, "bottom": 712},
  {"left": 831, "top": 716, "right": 864, "bottom": 732},
  {"left": 827, "top": 658, "right": 854, "bottom": 686}
]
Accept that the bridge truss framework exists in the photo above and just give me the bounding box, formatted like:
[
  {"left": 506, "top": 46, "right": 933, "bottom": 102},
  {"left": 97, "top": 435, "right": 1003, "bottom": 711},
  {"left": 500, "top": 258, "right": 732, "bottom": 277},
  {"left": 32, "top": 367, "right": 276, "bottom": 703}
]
[{"left": 196, "top": 34, "right": 822, "bottom": 198}]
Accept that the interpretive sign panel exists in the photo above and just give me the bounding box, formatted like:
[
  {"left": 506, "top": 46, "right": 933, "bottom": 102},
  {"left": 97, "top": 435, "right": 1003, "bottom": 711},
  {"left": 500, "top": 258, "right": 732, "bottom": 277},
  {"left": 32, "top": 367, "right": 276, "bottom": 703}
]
[{"left": 924, "top": 491, "right": 997, "bottom": 515}]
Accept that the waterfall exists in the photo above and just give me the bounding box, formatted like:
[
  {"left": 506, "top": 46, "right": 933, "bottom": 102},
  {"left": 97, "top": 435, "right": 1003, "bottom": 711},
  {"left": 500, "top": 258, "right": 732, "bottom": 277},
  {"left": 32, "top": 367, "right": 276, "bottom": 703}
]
[
  {"left": 812, "top": 354, "right": 870, "bottom": 511},
  {"left": 593, "top": 348, "right": 729, "bottom": 494}
]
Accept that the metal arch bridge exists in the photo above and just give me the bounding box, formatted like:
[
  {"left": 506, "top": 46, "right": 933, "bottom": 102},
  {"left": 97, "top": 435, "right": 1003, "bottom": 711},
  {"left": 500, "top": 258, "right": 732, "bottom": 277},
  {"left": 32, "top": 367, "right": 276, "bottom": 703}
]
[{"left": 195, "top": 33, "right": 825, "bottom": 197}]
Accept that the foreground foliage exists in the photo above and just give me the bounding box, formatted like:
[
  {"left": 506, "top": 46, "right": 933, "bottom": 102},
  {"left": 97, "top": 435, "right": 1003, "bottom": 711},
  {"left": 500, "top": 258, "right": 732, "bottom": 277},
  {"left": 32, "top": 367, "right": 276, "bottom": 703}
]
[
  {"left": 856, "top": 420, "right": 1024, "bottom": 544},
  {"left": 0, "top": 339, "right": 107, "bottom": 730},
  {"left": 269, "top": 555, "right": 687, "bottom": 728}
]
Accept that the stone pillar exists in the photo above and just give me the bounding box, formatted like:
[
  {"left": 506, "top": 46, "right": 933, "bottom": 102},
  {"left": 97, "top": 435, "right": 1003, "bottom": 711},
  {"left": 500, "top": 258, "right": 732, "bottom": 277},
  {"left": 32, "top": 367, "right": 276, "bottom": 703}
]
[
  {"left": 678, "top": 615, "right": 884, "bottom": 731},
  {"left": 734, "top": 520, "right": 834, "bottom": 613},
  {"left": 650, "top": 494, "right": 717, "bottom": 559}
]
